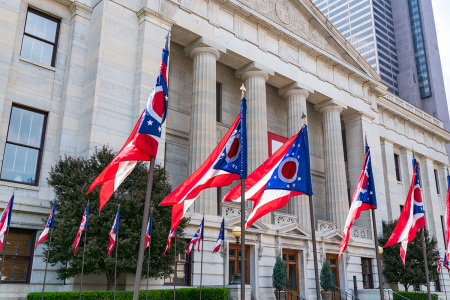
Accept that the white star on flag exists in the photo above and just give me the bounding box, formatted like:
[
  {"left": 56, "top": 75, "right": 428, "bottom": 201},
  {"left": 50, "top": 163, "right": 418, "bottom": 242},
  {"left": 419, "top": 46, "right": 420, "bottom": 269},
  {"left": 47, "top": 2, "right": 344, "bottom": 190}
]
[
  {"left": 147, "top": 120, "right": 153, "bottom": 126},
  {"left": 158, "top": 126, "right": 162, "bottom": 132}
]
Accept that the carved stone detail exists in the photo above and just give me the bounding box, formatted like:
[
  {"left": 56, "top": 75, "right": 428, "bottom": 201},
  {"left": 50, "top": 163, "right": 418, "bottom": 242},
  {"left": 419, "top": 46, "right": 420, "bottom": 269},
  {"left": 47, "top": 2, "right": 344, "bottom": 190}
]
[
  {"left": 316, "top": 219, "right": 337, "bottom": 232},
  {"left": 273, "top": 212, "right": 297, "bottom": 226},
  {"left": 352, "top": 226, "right": 368, "bottom": 239},
  {"left": 234, "top": 0, "right": 341, "bottom": 58}
]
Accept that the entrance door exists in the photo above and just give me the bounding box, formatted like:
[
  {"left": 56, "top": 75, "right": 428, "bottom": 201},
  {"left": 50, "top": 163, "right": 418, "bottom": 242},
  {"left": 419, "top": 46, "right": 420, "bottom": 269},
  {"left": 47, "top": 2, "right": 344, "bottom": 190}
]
[
  {"left": 327, "top": 254, "right": 340, "bottom": 300},
  {"left": 282, "top": 249, "right": 300, "bottom": 298}
]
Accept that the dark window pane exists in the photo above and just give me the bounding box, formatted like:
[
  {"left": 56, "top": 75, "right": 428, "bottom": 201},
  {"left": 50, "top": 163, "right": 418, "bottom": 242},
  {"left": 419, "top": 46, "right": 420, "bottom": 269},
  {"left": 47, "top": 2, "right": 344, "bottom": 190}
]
[
  {"left": 0, "top": 229, "right": 34, "bottom": 283},
  {"left": 25, "top": 11, "right": 57, "bottom": 43},
  {"left": 21, "top": 35, "right": 53, "bottom": 66},
  {"left": 7, "top": 107, "right": 44, "bottom": 147},
  {"left": 0, "top": 144, "right": 39, "bottom": 184},
  {"left": 288, "top": 264, "right": 297, "bottom": 289}
]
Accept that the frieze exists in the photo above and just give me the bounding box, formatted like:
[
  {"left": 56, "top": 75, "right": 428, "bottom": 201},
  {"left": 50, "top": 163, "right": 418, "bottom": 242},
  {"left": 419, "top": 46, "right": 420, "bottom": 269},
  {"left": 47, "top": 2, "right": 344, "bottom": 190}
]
[{"left": 233, "top": 0, "right": 341, "bottom": 59}]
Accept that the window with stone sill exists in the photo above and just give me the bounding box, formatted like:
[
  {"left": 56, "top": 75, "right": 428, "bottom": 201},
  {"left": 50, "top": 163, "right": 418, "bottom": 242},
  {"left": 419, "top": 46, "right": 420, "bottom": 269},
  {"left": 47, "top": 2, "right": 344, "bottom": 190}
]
[
  {"left": 164, "top": 245, "right": 191, "bottom": 286},
  {"left": 20, "top": 8, "right": 60, "bottom": 67},
  {"left": 0, "top": 105, "right": 48, "bottom": 186},
  {"left": 0, "top": 228, "right": 36, "bottom": 284}
]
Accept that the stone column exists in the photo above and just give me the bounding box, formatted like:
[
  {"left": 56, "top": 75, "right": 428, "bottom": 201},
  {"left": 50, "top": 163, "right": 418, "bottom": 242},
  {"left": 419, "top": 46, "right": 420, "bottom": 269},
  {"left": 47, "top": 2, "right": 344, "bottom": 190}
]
[
  {"left": 400, "top": 147, "right": 414, "bottom": 198},
  {"left": 380, "top": 138, "right": 399, "bottom": 220},
  {"left": 421, "top": 157, "right": 438, "bottom": 235},
  {"left": 316, "top": 101, "right": 348, "bottom": 228},
  {"left": 236, "top": 63, "right": 272, "bottom": 222},
  {"left": 280, "top": 84, "right": 310, "bottom": 229},
  {"left": 187, "top": 45, "right": 220, "bottom": 215}
]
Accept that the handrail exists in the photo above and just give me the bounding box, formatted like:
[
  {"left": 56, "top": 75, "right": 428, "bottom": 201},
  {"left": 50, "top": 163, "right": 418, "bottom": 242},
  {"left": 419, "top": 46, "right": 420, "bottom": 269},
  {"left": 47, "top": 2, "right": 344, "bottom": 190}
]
[
  {"left": 331, "top": 285, "right": 358, "bottom": 300},
  {"left": 274, "top": 283, "right": 307, "bottom": 300}
]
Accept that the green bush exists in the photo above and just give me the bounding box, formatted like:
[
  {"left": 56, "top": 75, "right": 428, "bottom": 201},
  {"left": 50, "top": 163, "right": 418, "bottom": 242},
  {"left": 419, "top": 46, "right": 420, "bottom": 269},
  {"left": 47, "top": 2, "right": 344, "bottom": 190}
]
[
  {"left": 392, "top": 291, "right": 438, "bottom": 300},
  {"left": 320, "top": 259, "right": 333, "bottom": 291},
  {"left": 272, "top": 256, "right": 287, "bottom": 289},
  {"left": 27, "top": 288, "right": 230, "bottom": 300}
]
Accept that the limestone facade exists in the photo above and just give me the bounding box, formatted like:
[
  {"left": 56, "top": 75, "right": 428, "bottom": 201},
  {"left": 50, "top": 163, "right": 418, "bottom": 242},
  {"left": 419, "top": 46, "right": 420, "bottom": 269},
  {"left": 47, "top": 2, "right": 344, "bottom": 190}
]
[{"left": 0, "top": 0, "right": 450, "bottom": 299}]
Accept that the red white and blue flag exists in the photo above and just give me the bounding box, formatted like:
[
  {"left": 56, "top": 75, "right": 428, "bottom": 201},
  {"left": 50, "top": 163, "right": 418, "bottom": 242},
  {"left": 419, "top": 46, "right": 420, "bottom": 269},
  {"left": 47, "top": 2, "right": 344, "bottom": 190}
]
[
  {"left": 107, "top": 207, "right": 120, "bottom": 255},
  {"left": 213, "top": 218, "right": 225, "bottom": 253},
  {"left": 72, "top": 203, "right": 89, "bottom": 255},
  {"left": 339, "top": 145, "right": 377, "bottom": 261},
  {"left": 160, "top": 97, "right": 247, "bottom": 232},
  {"left": 0, "top": 195, "right": 14, "bottom": 251},
  {"left": 223, "top": 125, "right": 312, "bottom": 229},
  {"left": 164, "top": 229, "right": 177, "bottom": 255},
  {"left": 145, "top": 211, "right": 153, "bottom": 249},
  {"left": 445, "top": 173, "right": 450, "bottom": 263},
  {"left": 187, "top": 217, "right": 204, "bottom": 255},
  {"left": 444, "top": 252, "right": 450, "bottom": 272},
  {"left": 87, "top": 34, "right": 170, "bottom": 212},
  {"left": 438, "top": 250, "right": 442, "bottom": 274},
  {"left": 35, "top": 201, "right": 56, "bottom": 250},
  {"left": 384, "top": 157, "right": 425, "bottom": 266}
]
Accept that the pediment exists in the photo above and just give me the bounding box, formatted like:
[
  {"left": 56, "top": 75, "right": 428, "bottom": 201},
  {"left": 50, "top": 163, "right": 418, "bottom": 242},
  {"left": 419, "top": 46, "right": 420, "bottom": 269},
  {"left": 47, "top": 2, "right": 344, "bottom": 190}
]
[
  {"left": 230, "top": 0, "right": 380, "bottom": 81},
  {"left": 319, "top": 229, "right": 352, "bottom": 244},
  {"left": 277, "top": 223, "right": 311, "bottom": 238},
  {"left": 225, "top": 215, "right": 270, "bottom": 232}
]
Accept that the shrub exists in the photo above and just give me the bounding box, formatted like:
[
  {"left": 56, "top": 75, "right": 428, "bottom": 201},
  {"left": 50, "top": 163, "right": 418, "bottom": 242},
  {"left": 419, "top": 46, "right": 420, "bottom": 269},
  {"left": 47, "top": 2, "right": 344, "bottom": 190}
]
[
  {"left": 320, "top": 259, "right": 333, "bottom": 291},
  {"left": 272, "top": 256, "right": 287, "bottom": 290},
  {"left": 392, "top": 291, "right": 438, "bottom": 300},
  {"left": 27, "top": 288, "right": 230, "bottom": 300}
]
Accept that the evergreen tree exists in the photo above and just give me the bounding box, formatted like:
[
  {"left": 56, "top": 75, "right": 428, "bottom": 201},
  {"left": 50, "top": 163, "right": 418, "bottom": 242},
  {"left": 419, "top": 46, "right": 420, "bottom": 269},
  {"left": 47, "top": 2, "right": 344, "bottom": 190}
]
[
  {"left": 45, "top": 146, "right": 187, "bottom": 290},
  {"left": 272, "top": 256, "right": 287, "bottom": 290},
  {"left": 378, "top": 219, "right": 437, "bottom": 291},
  {"left": 320, "top": 259, "right": 333, "bottom": 291}
]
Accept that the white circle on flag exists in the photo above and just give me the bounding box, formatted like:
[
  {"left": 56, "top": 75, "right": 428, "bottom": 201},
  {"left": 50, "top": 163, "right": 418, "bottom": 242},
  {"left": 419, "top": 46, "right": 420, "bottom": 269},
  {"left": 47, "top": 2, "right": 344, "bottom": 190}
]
[
  {"left": 278, "top": 157, "right": 299, "bottom": 183},
  {"left": 225, "top": 134, "right": 241, "bottom": 163}
]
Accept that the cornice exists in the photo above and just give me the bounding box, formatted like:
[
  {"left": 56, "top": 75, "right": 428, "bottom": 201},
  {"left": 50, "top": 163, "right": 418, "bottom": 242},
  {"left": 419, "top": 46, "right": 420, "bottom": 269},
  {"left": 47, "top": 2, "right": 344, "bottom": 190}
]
[
  {"left": 136, "top": 7, "right": 176, "bottom": 27},
  {"left": 377, "top": 98, "right": 450, "bottom": 142},
  {"left": 69, "top": 1, "right": 93, "bottom": 19}
]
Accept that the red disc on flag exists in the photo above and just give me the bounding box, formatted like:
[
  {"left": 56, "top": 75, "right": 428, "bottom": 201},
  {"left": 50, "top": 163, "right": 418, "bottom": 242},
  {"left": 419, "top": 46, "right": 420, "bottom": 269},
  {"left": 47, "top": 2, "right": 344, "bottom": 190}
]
[
  {"left": 278, "top": 158, "right": 298, "bottom": 183},
  {"left": 225, "top": 136, "right": 241, "bottom": 163}
]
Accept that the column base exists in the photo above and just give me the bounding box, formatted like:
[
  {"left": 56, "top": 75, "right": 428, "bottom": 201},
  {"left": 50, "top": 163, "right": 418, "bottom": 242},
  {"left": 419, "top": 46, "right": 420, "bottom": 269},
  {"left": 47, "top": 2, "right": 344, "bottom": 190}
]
[{"left": 226, "top": 284, "right": 252, "bottom": 300}]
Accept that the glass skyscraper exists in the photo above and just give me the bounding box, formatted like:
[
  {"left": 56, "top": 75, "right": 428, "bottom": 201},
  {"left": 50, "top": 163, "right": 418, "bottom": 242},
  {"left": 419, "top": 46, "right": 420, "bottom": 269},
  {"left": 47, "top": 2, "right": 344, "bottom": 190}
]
[
  {"left": 313, "top": 0, "right": 399, "bottom": 95},
  {"left": 312, "top": 0, "right": 449, "bottom": 132}
]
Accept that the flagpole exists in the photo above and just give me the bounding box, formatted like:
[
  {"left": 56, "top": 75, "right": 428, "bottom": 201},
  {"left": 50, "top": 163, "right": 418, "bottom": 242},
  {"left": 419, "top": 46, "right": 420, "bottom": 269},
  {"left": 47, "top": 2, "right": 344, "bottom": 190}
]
[
  {"left": 441, "top": 269, "right": 448, "bottom": 300},
  {"left": 200, "top": 215, "right": 205, "bottom": 300},
  {"left": 79, "top": 208, "right": 88, "bottom": 300},
  {"left": 223, "top": 239, "right": 226, "bottom": 300},
  {"left": 301, "top": 113, "right": 320, "bottom": 300},
  {"left": 146, "top": 210, "right": 153, "bottom": 300},
  {"left": 0, "top": 226, "right": 10, "bottom": 284},
  {"left": 41, "top": 226, "right": 54, "bottom": 300},
  {"left": 240, "top": 84, "right": 246, "bottom": 300},
  {"left": 133, "top": 157, "right": 156, "bottom": 300},
  {"left": 371, "top": 209, "right": 384, "bottom": 299},
  {"left": 173, "top": 236, "right": 177, "bottom": 300},
  {"left": 200, "top": 235, "right": 204, "bottom": 299},
  {"left": 114, "top": 204, "right": 120, "bottom": 300},
  {"left": 421, "top": 228, "right": 432, "bottom": 300},
  {"left": 365, "top": 135, "right": 384, "bottom": 300}
]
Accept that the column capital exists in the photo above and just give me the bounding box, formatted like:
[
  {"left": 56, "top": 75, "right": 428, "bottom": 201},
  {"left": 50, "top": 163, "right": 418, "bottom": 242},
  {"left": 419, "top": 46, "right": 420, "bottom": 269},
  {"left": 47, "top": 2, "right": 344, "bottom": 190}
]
[
  {"left": 314, "top": 99, "right": 345, "bottom": 114},
  {"left": 380, "top": 137, "right": 395, "bottom": 147},
  {"left": 236, "top": 62, "right": 273, "bottom": 81},
  {"left": 279, "top": 82, "right": 313, "bottom": 98},
  {"left": 184, "top": 37, "right": 225, "bottom": 58},
  {"left": 188, "top": 46, "right": 220, "bottom": 60}
]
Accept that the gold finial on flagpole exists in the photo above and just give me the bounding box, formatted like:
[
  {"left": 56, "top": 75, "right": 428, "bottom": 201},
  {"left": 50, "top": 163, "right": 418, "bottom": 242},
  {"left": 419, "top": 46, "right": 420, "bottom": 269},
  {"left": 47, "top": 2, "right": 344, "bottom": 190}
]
[
  {"left": 240, "top": 84, "right": 246, "bottom": 97},
  {"left": 301, "top": 112, "right": 306, "bottom": 125}
]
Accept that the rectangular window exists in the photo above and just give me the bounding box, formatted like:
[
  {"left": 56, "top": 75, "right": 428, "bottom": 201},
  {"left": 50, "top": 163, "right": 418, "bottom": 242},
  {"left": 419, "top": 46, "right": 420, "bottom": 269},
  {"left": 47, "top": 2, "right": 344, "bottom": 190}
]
[
  {"left": 1, "top": 105, "right": 47, "bottom": 185},
  {"left": 21, "top": 8, "right": 60, "bottom": 67},
  {"left": 217, "top": 187, "right": 222, "bottom": 216},
  {"left": 434, "top": 169, "right": 440, "bottom": 194},
  {"left": 361, "top": 258, "right": 374, "bottom": 289},
  {"left": 216, "top": 82, "right": 222, "bottom": 123},
  {"left": 229, "top": 244, "right": 250, "bottom": 284},
  {"left": 394, "top": 154, "right": 401, "bottom": 181},
  {"left": 435, "top": 278, "right": 441, "bottom": 292},
  {"left": 441, "top": 216, "right": 447, "bottom": 248},
  {"left": 400, "top": 205, "right": 404, "bottom": 213},
  {"left": 0, "top": 229, "right": 36, "bottom": 283},
  {"left": 164, "top": 250, "right": 191, "bottom": 286}
]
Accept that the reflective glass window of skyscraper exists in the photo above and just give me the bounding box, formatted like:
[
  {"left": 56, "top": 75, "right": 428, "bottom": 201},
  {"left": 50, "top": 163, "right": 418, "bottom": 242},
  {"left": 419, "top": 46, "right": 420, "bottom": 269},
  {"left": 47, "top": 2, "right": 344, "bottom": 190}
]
[
  {"left": 407, "top": 0, "right": 431, "bottom": 98},
  {"left": 312, "top": 0, "right": 400, "bottom": 95}
]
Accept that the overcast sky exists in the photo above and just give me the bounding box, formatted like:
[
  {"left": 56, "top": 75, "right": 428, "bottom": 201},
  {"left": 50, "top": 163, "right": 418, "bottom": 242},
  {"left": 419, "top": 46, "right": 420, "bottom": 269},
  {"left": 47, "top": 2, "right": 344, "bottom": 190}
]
[{"left": 432, "top": 0, "right": 450, "bottom": 115}]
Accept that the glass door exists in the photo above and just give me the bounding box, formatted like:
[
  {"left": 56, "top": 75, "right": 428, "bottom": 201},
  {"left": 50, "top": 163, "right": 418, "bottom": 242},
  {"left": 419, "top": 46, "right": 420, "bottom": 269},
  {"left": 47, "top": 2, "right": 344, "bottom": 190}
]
[{"left": 282, "top": 249, "right": 300, "bottom": 298}]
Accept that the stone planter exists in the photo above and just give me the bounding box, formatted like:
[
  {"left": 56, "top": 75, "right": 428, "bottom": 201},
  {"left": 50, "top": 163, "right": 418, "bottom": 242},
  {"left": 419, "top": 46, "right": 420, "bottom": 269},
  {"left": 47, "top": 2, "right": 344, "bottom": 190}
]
[
  {"left": 274, "top": 290, "right": 286, "bottom": 300},
  {"left": 321, "top": 290, "right": 332, "bottom": 300}
]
